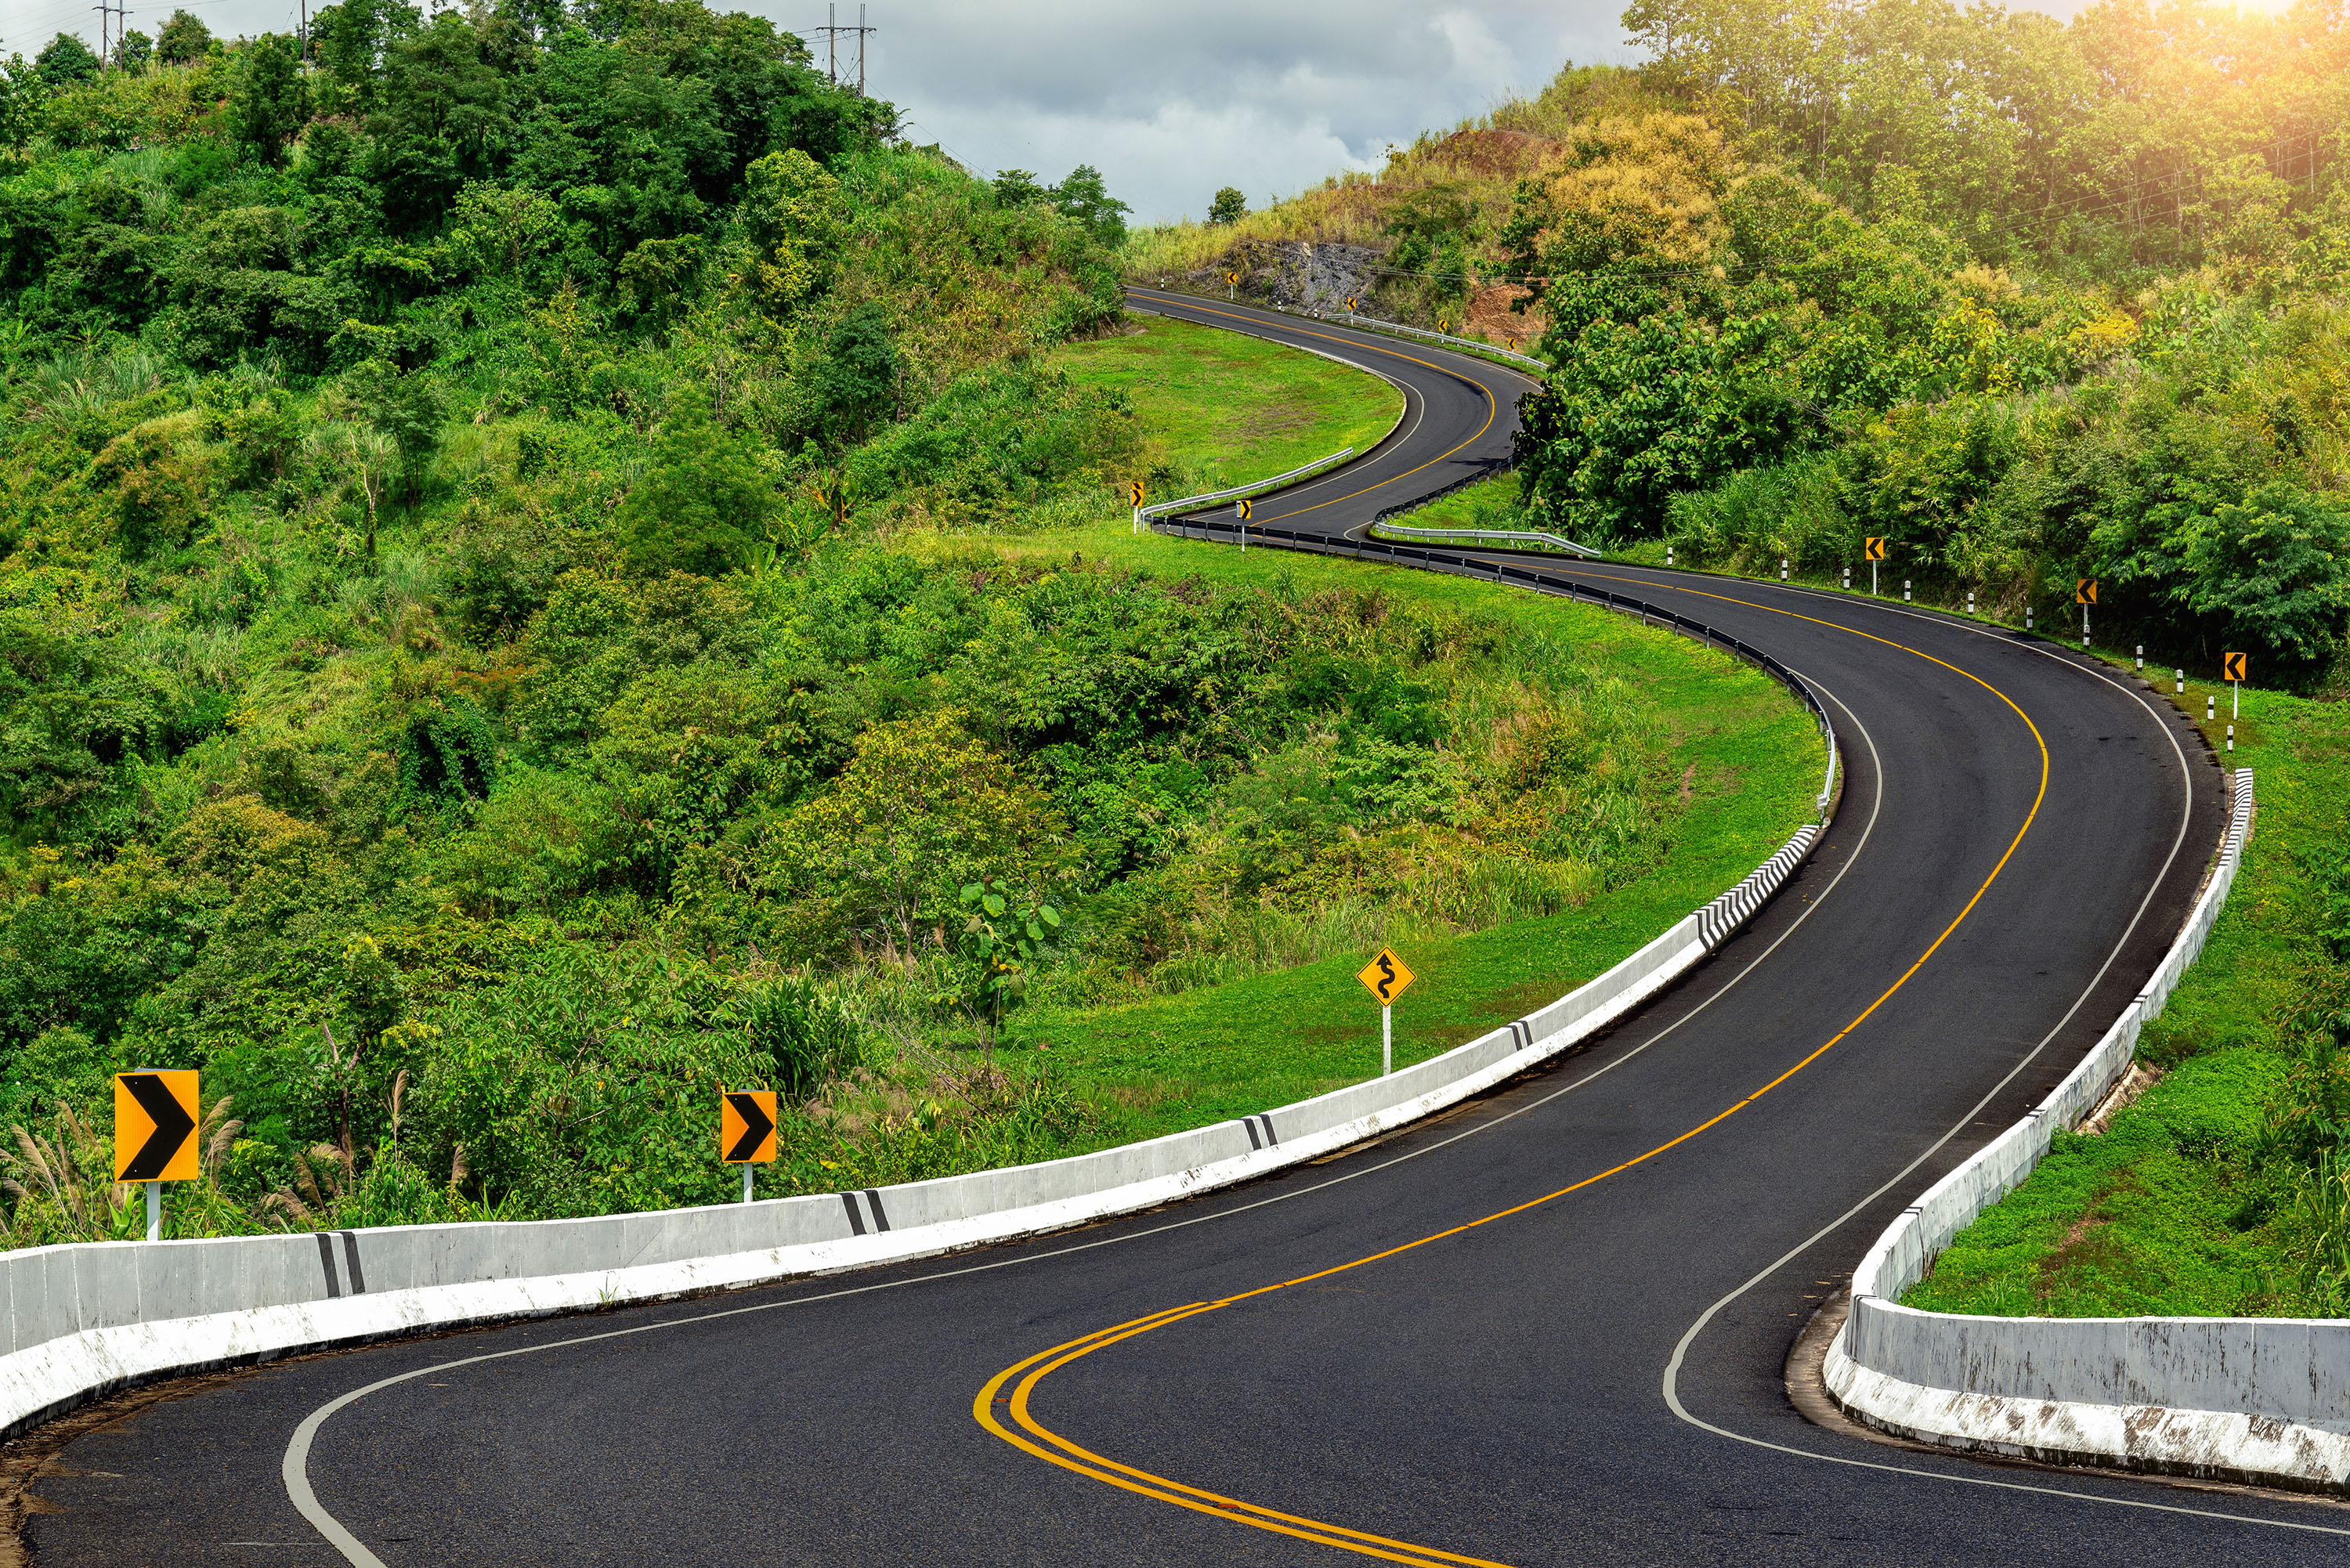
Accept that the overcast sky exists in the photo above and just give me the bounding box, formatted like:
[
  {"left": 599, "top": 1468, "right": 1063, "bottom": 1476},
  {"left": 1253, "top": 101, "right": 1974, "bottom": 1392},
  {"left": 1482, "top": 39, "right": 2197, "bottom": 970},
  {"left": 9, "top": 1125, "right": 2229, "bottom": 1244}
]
[{"left": 8, "top": 0, "right": 2110, "bottom": 226}]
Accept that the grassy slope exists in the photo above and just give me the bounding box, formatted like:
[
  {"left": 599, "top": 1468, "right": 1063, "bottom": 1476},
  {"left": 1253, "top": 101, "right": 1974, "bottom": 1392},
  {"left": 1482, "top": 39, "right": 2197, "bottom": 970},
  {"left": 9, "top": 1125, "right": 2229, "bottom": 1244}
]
[
  {"left": 974, "top": 526, "right": 1821, "bottom": 1151},
  {"left": 978, "top": 324, "right": 1819, "bottom": 1153},
  {"left": 1049, "top": 313, "right": 1401, "bottom": 493},
  {"left": 1904, "top": 676, "right": 2342, "bottom": 1317}
]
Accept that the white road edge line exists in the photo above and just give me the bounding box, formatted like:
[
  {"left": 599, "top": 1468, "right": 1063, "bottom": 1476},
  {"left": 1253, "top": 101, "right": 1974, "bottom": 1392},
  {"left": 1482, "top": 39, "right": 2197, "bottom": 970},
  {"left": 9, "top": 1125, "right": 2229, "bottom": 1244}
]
[
  {"left": 287, "top": 553, "right": 2238, "bottom": 1558},
  {"left": 1641, "top": 580, "right": 2344, "bottom": 1536},
  {"left": 282, "top": 681, "right": 1878, "bottom": 1564}
]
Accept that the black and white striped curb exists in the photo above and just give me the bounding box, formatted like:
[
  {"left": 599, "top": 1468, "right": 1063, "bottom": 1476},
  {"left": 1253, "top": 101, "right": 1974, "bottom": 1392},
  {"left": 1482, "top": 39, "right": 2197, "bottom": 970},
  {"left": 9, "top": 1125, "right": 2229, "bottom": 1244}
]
[{"left": 1697, "top": 826, "right": 1822, "bottom": 951}]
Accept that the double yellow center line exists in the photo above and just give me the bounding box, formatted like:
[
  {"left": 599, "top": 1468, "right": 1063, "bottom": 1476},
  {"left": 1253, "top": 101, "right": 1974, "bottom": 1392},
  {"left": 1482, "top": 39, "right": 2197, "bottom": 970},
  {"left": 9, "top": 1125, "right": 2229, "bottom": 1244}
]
[{"left": 975, "top": 546, "right": 2050, "bottom": 1565}]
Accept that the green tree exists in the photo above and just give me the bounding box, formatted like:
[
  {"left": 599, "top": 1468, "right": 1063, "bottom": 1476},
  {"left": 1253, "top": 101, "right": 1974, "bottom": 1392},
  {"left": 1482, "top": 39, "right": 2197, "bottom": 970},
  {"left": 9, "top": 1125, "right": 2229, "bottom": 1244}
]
[
  {"left": 370, "top": 9, "right": 512, "bottom": 231},
  {"left": 1051, "top": 164, "right": 1130, "bottom": 247},
  {"left": 992, "top": 168, "right": 1047, "bottom": 206},
  {"left": 338, "top": 359, "right": 446, "bottom": 504},
  {"left": 739, "top": 147, "right": 840, "bottom": 318},
  {"left": 949, "top": 878, "right": 1061, "bottom": 1060},
  {"left": 0, "top": 56, "right": 38, "bottom": 148},
  {"left": 116, "top": 29, "right": 153, "bottom": 70},
  {"left": 154, "top": 8, "right": 212, "bottom": 64},
  {"left": 808, "top": 302, "right": 899, "bottom": 449},
  {"left": 618, "top": 388, "right": 776, "bottom": 576},
  {"left": 1208, "top": 186, "right": 1247, "bottom": 225},
  {"left": 35, "top": 33, "right": 100, "bottom": 85},
  {"left": 309, "top": 0, "right": 418, "bottom": 113},
  {"left": 2176, "top": 484, "right": 2350, "bottom": 674},
  {"left": 232, "top": 33, "right": 309, "bottom": 164},
  {"left": 776, "top": 710, "right": 1065, "bottom": 961}
]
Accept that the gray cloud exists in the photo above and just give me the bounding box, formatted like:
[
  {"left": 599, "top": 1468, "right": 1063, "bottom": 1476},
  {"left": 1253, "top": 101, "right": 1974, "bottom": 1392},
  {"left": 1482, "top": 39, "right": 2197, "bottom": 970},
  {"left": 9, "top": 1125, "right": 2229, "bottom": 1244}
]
[
  {"left": 847, "top": 2, "right": 1635, "bottom": 221},
  {"left": 5, "top": 0, "right": 1640, "bottom": 222}
]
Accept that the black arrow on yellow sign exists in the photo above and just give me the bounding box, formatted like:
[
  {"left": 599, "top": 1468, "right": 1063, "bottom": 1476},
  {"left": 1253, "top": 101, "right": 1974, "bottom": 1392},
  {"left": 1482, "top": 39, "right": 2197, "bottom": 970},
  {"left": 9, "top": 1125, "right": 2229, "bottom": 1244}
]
[
  {"left": 721, "top": 1091, "right": 778, "bottom": 1163},
  {"left": 115, "top": 1071, "right": 197, "bottom": 1182}
]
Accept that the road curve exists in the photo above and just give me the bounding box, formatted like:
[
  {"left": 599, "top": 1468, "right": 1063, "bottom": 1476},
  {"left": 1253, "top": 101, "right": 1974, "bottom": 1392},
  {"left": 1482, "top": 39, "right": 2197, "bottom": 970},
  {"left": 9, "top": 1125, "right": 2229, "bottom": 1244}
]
[
  {"left": 30, "top": 302, "right": 2338, "bottom": 1568},
  {"left": 1122, "top": 289, "right": 1535, "bottom": 533}
]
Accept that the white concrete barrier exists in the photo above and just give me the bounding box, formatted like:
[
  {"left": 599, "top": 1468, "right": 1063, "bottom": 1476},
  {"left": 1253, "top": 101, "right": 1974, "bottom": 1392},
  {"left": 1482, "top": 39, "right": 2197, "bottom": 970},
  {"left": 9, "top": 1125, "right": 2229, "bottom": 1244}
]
[
  {"left": 1818, "top": 774, "right": 2350, "bottom": 1492},
  {"left": 0, "top": 800, "right": 1830, "bottom": 1439}
]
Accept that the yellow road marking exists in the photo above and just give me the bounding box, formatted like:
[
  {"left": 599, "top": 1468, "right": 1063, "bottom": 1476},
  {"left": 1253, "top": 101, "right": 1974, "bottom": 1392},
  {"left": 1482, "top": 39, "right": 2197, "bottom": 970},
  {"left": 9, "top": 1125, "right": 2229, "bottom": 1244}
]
[
  {"left": 975, "top": 575, "right": 2054, "bottom": 1564},
  {"left": 1123, "top": 293, "right": 1508, "bottom": 526}
]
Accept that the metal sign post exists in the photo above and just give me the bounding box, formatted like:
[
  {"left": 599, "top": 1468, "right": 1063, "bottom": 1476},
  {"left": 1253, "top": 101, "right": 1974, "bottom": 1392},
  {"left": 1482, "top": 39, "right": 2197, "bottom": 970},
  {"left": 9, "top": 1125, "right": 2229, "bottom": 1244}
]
[
  {"left": 1864, "top": 537, "right": 1887, "bottom": 594},
  {"left": 1354, "top": 948, "right": 1417, "bottom": 1076}
]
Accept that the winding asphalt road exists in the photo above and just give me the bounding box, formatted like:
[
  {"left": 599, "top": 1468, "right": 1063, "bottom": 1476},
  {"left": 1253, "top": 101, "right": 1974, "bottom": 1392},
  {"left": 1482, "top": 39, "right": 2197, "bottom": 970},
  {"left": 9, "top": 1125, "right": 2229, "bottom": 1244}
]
[{"left": 29, "top": 298, "right": 2334, "bottom": 1566}]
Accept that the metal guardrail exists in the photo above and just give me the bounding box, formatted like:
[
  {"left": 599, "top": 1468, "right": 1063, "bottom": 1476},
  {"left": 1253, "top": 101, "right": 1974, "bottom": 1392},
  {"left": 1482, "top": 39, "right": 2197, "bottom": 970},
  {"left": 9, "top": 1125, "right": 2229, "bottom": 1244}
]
[
  {"left": 1135, "top": 446, "right": 1354, "bottom": 531},
  {"left": 1335, "top": 313, "right": 1547, "bottom": 370},
  {"left": 1148, "top": 515, "right": 1839, "bottom": 822},
  {"left": 1372, "top": 523, "right": 1603, "bottom": 558},
  {"left": 1364, "top": 457, "right": 1603, "bottom": 558}
]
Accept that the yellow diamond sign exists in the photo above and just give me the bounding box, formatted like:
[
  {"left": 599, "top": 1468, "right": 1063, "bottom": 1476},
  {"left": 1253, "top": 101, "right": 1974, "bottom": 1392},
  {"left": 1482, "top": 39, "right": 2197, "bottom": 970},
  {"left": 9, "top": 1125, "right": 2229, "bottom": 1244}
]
[{"left": 1356, "top": 947, "right": 1415, "bottom": 1006}]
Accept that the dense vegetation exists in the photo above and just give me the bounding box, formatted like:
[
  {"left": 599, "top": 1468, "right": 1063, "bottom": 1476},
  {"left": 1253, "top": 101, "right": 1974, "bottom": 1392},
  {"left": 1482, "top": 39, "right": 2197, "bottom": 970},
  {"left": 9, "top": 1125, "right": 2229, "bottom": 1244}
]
[
  {"left": 1141, "top": 2, "right": 2350, "bottom": 684},
  {"left": 0, "top": 7, "right": 1813, "bottom": 1245}
]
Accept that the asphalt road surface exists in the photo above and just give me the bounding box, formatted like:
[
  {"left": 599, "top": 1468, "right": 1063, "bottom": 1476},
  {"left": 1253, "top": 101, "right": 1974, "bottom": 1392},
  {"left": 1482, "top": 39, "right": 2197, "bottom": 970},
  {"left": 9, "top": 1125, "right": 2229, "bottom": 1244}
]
[{"left": 29, "top": 298, "right": 2337, "bottom": 1567}]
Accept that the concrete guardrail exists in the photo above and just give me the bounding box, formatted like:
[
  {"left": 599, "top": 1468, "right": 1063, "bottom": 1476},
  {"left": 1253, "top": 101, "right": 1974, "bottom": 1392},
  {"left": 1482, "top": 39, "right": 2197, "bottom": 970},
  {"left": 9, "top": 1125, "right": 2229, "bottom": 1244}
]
[
  {"left": 1818, "top": 772, "right": 2350, "bottom": 1492},
  {"left": 0, "top": 607, "right": 1836, "bottom": 1438}
]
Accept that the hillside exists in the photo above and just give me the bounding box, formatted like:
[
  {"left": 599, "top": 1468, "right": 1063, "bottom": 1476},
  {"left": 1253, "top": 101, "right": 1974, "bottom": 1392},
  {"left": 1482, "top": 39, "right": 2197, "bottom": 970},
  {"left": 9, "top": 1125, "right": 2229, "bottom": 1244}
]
[
  {"left": 0, "top": 9, "right": 1828, "bottom": 1246},
  {"left": 1137, "top": 8, "right": 2350, "bottom": 692}
]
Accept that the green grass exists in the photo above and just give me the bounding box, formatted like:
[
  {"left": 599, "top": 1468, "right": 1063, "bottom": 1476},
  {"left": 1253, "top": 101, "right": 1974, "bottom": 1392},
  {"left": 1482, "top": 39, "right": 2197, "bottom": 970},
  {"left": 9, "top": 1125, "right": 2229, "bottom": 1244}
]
[
  {"left": 1903, "top": 675, "right": 2350, "bottom": 1318},
  {"left": 1051, "top": 312, "right": 1401, "bottom": 492},
  {"left": 975, "top": 522, "right": 1825, "bottom": 1150},
  {"left": 1371, "top": 473, "right": 1603, "bottom": 555},
  {"left": 1376, "top": 473, "right": 1528, "bottom": 532}
]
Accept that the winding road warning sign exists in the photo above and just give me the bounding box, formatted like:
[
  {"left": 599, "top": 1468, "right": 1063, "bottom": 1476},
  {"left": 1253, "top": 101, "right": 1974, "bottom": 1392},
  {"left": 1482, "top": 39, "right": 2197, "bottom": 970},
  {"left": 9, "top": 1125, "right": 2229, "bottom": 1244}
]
[
  {"left": 1356, "top": 948, "right": 1416, "bottom": 1006},
  {"left": 114, "top": 1071, "right": 198, "bottom": 1183},
  {"left": 721, "top": 1091, "right": 778, "bottom": 1164},
  {"left": 2222, "top": 651, "right": 2247, "bottom": 682},
  {"left": 1864, "top": 537, "right": 1889, "bottom": 561}
]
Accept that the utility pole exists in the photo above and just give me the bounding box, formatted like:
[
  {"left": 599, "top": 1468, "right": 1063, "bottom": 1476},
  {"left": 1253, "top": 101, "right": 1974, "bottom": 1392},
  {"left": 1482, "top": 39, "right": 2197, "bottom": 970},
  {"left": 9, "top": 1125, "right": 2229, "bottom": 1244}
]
[
  {"left": 813, "top": 4, "right": 875, "bottom": 92},
  {"left": 94, "top": 0, "right": 131, "bottom": 68}
]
